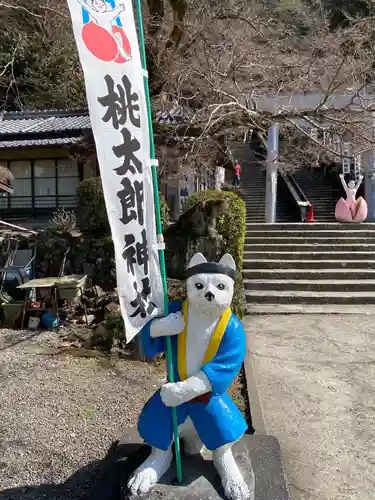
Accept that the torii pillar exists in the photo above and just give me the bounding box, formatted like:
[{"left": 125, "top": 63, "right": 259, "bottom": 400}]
[
  {"left": 265, "top": 123, "right": 280, "bottom": 223},
  {"left": 365, "top": 150, "right": 375, "bottom": 221}
]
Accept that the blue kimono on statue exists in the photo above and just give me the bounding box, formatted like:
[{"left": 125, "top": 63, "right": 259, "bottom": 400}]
[{"left": 138, "top": 300, "right": 248, "bottom": 452}]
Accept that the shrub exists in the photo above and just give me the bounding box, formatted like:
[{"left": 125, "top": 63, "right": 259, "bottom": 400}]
[
  {"left": 76, "top": 177, "right": 110, "bottom": 236},
  {"left": 50, "top": 208, "right": 77, "bottom": 232},
  {"left": 183, "top": 190, "right": 246, "bottom": 318},
  {"left": 105, "top": 311, "right": 125, "bottom": 341},
  {"left": 159, "top": 191, "right": 169, "bottom": 230},
  {"left": 76, "top": 176, "right": 169, "bottom": 234}
]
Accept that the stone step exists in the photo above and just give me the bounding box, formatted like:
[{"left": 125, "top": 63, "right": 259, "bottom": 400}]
[
  {"left": 243, "top": 196, "right": 266, "bottom": 199},
  {"left": 307, "top": 189, "right": 345, "bottom": 196},
  {"left": 246, "top": 303, "right": 375, "bottom": 314},
  {"left": 310, "top": 219, "right": 339, "bottom": 222},
  {"left": 245, "top": 229, "right": 375, "bottom": 237},
  {"left": 243, "top": 191, "right": 265, "bottom": 193},
  {"left": 245, "top": 290, "right": 375, "bottom": 305},
  {"left": 244, "top": 223, "right": 375, "bottom": 230},
  {"left": 242, "top": 196, "right": 265, "bottom": 202},
  {"left": 299, "top": 203, "right": 339, "bottom": 208},
  {"left": 241, "top": 181, "right": 266, "bottom": 185},
  {"left": 304, "top": 197, "right": 340, "bottom": 200},
  {"left": 295, "top": 190, "right": 339, "bottom": 194},
  {"left": 245, "top": 236, "right": 375, "bottom": 244},
  {"left": 244, "top": 279, "right": 375, "bottom": 292},
  {"left": 244, "top": 198, "right": 266, "bottom": 202},
  {"left": 242, "top": 195, "right": 266, "bottom": 199},
  {"left": 243, "top": 251, "right": 375, "bottom": 261},
  {"left": 244, "top": 243, "right": 375, "bottom": 252},
  {"left": 243, "top": 268, "right": 375, "bottom": 280},
  {"left": 243, "top": 259, "right": 375, "bottom": 270},
  {"left": 244, "top": 220, "right": 332, "bottom": 224}
]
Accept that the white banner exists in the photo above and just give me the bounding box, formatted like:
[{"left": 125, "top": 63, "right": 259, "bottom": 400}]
[{"left": 66, "top": 0, "right": 164, "bottom": 342}]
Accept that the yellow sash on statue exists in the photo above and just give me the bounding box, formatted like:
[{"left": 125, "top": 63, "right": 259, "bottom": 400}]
[{"left": 177, "top": 299, "right": 232, "bottom": 381}]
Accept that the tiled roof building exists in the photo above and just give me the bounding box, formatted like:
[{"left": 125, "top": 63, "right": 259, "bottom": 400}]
[
  {"left": 0, "top": 109, "right": 91, "bottom": 149},
  {"left": 0, "top": 109, "right": 96, "bottom": 225}
]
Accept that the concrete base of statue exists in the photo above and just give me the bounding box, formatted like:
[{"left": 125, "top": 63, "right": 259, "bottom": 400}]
[{"left": 88, "top": 429, "right": 290, "bottom": 500}]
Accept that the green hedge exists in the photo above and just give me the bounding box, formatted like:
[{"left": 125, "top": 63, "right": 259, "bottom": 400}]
[
  {"left": 76, "top": 176, "right": 169, "bottom": 234},
  {"left": 76, "top": 177, "right": 110, "bottom": 236},
  {"left": 183, "top": 190, "right": 246, "bottom": 318},
  {"left": 159, "top": 191, "right": 169, "bottom": 230}
]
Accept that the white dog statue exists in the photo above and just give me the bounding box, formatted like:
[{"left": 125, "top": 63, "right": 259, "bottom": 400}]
[{"left": 128, "top": 253, "right": 254, "bottom": 500}]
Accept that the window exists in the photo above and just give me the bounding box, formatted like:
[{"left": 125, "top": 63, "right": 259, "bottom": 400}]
[
  {"left": 57, "top": 158, "right": 79, "bottom": 208},
  {"left": 0, "top": 157, "right": 80, "bottom": 213},
  {"left": 342, "top": 157, "right": 351, "bottom": 174},
  {"left": 0, "top": 193, "right": 8, "bottom": 209},
  {"left": 0, "top": 160, "right": 9, "bottom": 209},
  {"left": 10, "top": 161, "right": 32, "bottom": 208},
  {"left": 34, "top": 159, "right": 56, "bottom": 208}
]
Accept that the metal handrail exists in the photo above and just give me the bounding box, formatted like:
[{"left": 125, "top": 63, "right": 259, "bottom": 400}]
[
  {"left": 278, "top": 166, "right": 309, "bottom": 221},
  {"left": 287, "top": 171, "right": 309, "bottom": 203}
]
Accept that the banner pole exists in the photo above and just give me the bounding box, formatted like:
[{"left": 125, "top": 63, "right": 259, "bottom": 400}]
[{"left": 134, "top": 0, "right": 183, "bottom": 484}]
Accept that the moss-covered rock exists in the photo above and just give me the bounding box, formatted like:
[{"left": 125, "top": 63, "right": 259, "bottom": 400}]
[{"left": 181, "top": 190, "right": 246, "bottom": 318}]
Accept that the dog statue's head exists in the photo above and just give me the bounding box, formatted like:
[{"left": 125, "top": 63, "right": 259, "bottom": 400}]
[{"left": 186, "top": 253, "right": 236, "bottom": 314}]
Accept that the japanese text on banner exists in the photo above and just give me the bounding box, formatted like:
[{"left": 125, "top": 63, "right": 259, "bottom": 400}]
[{"left": 66, "top": 0, "right": 164, "bottom": 342}]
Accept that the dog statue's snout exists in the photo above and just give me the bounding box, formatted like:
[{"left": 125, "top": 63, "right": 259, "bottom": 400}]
[{"left": 205, "top": 291, "right": 215, "bottom": 302}]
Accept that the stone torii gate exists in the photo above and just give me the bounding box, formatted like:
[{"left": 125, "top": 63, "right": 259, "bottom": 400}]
[{"left": 252, "top": 91, "right": 375, "bottom": 223}]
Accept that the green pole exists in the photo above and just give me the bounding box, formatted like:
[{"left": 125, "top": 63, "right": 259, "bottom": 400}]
[{"left": 134, "top": 0, "right": 183, "bottom": 484}]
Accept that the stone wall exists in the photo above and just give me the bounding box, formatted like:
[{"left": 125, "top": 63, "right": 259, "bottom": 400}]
[{"left": 20, "top": 230, "right": 116, "bottom": 290}]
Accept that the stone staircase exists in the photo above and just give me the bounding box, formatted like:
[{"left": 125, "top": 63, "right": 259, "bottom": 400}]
[
  {"left": 231, "top": 144, "right": 267, "bottom": 222},
  {"left": 244, "top": 222, "right": 375, "bottom": 313},
  {"left": 292, "top": 168, "right": 343, "bottom": 222},
  {"left": 232, "top": 143, "right": 297, "bottom": 222}
]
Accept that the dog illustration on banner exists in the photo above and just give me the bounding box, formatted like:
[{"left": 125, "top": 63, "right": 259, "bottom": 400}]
[{"left": 77, "top": 0, "right": 131, "bottom": 63}]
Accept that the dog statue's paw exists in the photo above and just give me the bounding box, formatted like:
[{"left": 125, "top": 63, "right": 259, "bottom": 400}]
[{"left": 150, "top": 312, "right": 185, "bottom": 338}]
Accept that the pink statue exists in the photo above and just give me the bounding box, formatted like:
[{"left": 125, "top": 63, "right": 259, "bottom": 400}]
[{"left": 335, "top": 174, "right": 368, "bottom": 222}]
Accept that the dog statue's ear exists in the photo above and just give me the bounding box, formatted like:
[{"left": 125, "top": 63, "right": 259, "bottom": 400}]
[
  {"left": 219, "top": 254, "right": 236, "bottom": 271},
  {"left": 187, "top": 253, "right": 207, "bottom": 268}
]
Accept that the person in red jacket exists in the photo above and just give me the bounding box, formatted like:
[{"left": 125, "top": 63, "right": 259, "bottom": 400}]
[{"left": 232, "top": 161, "right": 241, "bottom": 189}]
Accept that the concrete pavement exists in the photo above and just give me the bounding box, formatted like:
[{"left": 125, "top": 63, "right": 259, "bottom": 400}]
[{"left": 243, "top": 314, "right": 375, "bottom": 500}]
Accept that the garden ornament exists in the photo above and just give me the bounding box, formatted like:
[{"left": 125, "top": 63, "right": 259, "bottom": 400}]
[
  {"left": 335, "top": 173, "right": 368, "bottom": 222},
  {"left": 127, "top": 252, "right": 254, "bottom": 500}
]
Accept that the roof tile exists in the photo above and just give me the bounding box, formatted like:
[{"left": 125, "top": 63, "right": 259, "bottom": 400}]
[
  {"left": 0, "top": 136, "right": 85, "bottom": 149},
  {"left": 0, "top": 115, "right": 91, "bottom": 135}
]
